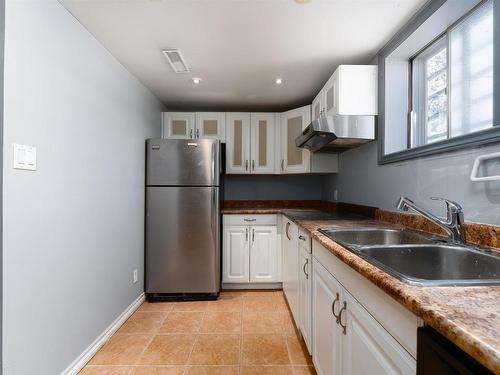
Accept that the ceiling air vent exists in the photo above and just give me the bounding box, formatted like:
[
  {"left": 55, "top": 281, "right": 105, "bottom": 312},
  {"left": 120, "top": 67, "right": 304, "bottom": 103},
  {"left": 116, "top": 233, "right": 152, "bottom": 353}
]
[{"left": 162, "top": 49, "right": 190, "bottom": 73}]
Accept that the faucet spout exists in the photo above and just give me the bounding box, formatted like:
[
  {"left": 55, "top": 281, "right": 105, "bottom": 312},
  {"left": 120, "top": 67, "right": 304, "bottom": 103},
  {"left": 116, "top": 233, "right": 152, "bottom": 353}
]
[{"left": 396, "top": 196, "right": 465, "bottom": 244}]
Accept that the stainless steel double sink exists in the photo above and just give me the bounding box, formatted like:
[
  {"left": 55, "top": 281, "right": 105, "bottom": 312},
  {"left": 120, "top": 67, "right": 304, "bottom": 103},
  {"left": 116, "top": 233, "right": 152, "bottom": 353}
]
[{"left": 319, "top": 227, "right": 500, "bottom": 286}]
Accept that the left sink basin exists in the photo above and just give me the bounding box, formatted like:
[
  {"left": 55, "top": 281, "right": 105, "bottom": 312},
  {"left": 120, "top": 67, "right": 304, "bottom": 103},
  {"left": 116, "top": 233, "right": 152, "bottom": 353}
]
[{"left": 319, "top": 227, "right": 435, "bottom": 247}]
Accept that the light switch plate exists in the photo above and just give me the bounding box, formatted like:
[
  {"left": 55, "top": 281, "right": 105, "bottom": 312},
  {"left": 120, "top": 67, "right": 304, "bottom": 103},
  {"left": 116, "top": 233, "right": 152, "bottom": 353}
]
[{"left": 13, "top": 144, "right": 37, "bottom": 170}]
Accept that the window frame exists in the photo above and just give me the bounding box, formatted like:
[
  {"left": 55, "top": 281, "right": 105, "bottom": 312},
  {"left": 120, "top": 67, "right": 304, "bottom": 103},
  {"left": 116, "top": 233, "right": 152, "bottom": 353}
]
[{"left": 378, "top": 0, "right": 500, "bottom": 165}]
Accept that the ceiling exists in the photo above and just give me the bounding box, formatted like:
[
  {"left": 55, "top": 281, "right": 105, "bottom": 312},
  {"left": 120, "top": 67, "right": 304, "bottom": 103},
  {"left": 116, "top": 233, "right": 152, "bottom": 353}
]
[{"left": 61, "top": 0, "right": 427, "bottom": 111}]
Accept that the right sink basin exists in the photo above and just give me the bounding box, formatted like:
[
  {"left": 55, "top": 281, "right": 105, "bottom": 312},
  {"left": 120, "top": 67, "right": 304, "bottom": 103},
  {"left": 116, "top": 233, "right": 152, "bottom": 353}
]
[{"left": 319, "top": 227, "right": 500, "bottom": 286}]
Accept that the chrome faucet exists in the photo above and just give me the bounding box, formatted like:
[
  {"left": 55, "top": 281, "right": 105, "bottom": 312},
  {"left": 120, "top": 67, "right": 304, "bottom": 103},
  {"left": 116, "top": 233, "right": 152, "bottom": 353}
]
[{"left": 396, "top": 196, "right": 465, "bottom": 244}]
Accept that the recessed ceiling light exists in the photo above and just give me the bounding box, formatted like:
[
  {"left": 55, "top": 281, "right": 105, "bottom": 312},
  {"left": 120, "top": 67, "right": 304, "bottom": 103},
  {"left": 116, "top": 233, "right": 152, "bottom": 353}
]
[
  {"left": 192, "top": 77, "right": 201, "bottom": 84},
  {"left": 294, "top": 0, "right": 311, "bottom": 4},
  {"left": 275, "top": 77, "right": 283, "bottom": 85}
]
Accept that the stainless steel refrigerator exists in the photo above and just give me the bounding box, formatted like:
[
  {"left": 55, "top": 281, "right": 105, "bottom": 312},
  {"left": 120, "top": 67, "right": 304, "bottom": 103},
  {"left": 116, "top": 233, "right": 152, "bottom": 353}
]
[{"left": 145, "top": 139, "right": 221, "bottom": 301}]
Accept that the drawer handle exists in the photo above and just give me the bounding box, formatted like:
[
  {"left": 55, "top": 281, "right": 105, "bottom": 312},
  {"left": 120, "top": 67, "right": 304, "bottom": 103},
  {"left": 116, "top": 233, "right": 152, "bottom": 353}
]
[
  {"left": 303, "top": 258, "right": 309, "bottom": 279},
  {"left": 244, "top": 218, "right": 256, "bottom": 222},
  {"left": 299, "top": 235, "right": 306, "bottom": 241},
  {"left": 338, "top": 301, "right": 347, "bottom": 335},
  {"left": 331, "top": 292, "right": 340, "bottom": 321}
]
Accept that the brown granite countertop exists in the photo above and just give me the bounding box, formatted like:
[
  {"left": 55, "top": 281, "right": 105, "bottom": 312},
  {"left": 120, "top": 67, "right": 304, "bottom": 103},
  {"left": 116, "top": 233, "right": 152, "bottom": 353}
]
[
  {"left": 223, "top": 203, "right": 500, "bottom": 373},
  {"left": 294, "top": 217, "right": 500, "bottom": 374}
]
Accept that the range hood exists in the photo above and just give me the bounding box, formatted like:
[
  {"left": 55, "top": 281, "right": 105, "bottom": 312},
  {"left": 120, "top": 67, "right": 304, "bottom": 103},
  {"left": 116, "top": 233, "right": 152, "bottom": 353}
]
[{"left": 295, "top": 115, "right": 375, "bottom": 153}]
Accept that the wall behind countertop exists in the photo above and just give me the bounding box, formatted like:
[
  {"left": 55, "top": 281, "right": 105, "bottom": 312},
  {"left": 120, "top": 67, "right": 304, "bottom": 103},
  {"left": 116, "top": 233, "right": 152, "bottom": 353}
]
[
  {"left": 322, "top": 141, "right": 500, "bottom": 226},
  {"left": 223, "top": 174, "right": 324, "bottom": 201}
]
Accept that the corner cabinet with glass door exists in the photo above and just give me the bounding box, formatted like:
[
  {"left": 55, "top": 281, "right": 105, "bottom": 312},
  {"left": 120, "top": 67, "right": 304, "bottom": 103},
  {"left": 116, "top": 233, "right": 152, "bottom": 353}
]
[
  {"left": 226, "top": 112, "right": 275, "bottom": 174},
  {"left": 162, "top": 112, "right": 225, "bottom": 141},
  {"left": 280, "top": 105, "right": 311, "bottom": 173}
]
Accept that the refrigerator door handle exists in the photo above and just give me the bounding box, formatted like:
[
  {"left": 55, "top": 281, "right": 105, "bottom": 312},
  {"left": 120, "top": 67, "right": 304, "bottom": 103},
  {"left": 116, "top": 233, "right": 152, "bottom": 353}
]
[{"left": 211, "top": 142, "right": 215, "bottom": 183}]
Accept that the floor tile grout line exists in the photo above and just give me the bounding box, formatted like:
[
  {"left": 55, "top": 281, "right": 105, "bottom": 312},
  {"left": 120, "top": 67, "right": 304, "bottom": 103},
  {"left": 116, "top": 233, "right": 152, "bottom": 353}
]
[{"left": 183, "top": 308, "right": 205, "bottom": 374}]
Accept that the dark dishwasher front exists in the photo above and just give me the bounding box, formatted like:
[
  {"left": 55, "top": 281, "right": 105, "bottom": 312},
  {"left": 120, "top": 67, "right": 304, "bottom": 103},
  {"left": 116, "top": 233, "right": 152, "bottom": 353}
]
[{"left": 417, "top": 327, "right": 493, "bottom": 375}]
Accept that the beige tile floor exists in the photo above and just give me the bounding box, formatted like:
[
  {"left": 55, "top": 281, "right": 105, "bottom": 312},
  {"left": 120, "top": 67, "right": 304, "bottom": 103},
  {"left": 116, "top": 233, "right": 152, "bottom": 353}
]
[{"left": 80, "top": 291, "right": 316, "bottom": 375}]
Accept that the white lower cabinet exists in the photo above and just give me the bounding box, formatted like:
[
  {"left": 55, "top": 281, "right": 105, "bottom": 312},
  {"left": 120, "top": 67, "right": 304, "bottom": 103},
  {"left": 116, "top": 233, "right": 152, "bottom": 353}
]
[
  {"left": 312, "top": 259, "right": 343, "bottom": 375},
  {"left": 250, "top": 225, "right": 279, "bottom": 282},
  {"left": 222, "top": 225, "right": 250, "bottom": 283},
  {"left": 299, "top": 246, "right": 312, "bottom": 354},
  {"left": 342, "top": 291, "right": 416, "bottom": 375},
  {"left": 282, "top": 218, "right": 300, "bottom": 325},
  {"left": 311, "top": 256, "right": 416, "bottom": 375},
  {"left": 223, "top": 215, "right": 280, "bottom": 284}
]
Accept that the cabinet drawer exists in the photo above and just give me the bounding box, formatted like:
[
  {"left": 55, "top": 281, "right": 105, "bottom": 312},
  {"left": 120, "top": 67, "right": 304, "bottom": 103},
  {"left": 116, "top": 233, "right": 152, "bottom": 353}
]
[
  {"left": 298, "top": 228, "right": 311, "bottom": 253},
  {"left": 223, "top": 214, "right": 278, "bottom": 226}
]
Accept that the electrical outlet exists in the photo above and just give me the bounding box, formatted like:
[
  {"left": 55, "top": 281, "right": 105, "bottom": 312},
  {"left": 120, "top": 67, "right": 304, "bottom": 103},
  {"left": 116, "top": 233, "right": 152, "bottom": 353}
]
[
  {"left": 133, "top": 269, "right": 138, "bottom": 284},
  {"left": 333, "top": 189, "right": 338, "bottom": 201}
]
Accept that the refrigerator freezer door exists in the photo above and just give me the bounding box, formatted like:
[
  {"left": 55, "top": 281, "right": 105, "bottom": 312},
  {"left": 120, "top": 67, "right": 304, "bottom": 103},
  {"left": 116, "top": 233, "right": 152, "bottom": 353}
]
[
  {"left": 146, "top": 186, "right": 220, "bottom": 294},
  {"left": 146, "top": 139, "right": 220, "bottom": 186}
]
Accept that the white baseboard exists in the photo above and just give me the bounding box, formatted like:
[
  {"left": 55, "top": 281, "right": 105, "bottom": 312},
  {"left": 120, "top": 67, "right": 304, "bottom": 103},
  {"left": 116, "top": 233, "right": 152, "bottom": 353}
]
[
  {"left": 222, "top": 282, "right": 282, "bottom": 290},
  {"left": 61, "top": 293, "right": 145, "bottom": 375}
]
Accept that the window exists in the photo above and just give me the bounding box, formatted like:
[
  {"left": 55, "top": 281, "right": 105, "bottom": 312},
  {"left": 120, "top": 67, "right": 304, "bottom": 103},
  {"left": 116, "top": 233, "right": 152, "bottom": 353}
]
[{"left": 410, "top": 0, "right": 493, "bottom": 148}]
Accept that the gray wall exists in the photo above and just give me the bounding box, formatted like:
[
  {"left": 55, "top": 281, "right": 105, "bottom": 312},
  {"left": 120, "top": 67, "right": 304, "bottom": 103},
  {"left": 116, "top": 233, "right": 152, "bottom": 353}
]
[
  {"left": 322, "top": 141, "right": 500, "bottom": 225},
  {"left": 3, "top": 1, "right": 163, "bottom": 374},
  {"left": 0, "top": 0, "right": 4, "bottom": 371},
  {"left": 223, "top": 175, "right": 324, "bottom": 200}
]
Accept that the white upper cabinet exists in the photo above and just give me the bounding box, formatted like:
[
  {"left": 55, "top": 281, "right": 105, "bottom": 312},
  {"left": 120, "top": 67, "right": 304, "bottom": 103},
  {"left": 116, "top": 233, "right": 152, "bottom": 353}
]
[
  {"left": 280, "top": 105, "right": 311, "bottom": 174},
  {"left": 195, "top": 112, "right": 226, "bottom": 141},
  {"left": 312, "top": 65, "right": 378, "bottom": 118},
  {"left": 250, "top": 113, "right": 275, "bottom": 174},
  {"left": 312, "top": 91, "right": 324, "bottom": 121},
  {"left": 162, "top": 112, "right": 225, "bottom": 141},
  {"left": 162, "top": 112, "right": 195, "bottom": 139},
  {"left": 225, "top": 113, "right": 275, "bottom": 174},
  {"left": 226, "top": 113, "right": 251, "bottom": 174},
  {"left": 324, "top": 74, "right": 337, "bottom": 117}
]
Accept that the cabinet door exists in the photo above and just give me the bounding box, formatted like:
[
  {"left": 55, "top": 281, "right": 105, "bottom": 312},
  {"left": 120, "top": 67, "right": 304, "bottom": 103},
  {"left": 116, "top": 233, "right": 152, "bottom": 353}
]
[
  {"left": 226, "top": 113, "right": 251, "bottom": 174},
  {"left": 324, "top": 74, "right": 337, "bottom": 117},
  {"left": 299, "top": 247, "right": 312, "bottom": 354},
  {"left": 341, "top": 291, "right": 416, "bottom": 375},
  {"left": 312, "top": 259, "right": 343, "bottom": 375},
  {"left": 195, "top": 112, "right": 226, "bottom": 141},
  {"left": 312, "top": 91, "right": 324, "bottom": 121},
  {"left": 280, "top": 105, "right": 311, "bottom": 174},
  {"left": 335, "top": 65, "right": 378, "bottom": 115},
  {"left": 222, "top": 225, "right": 250, "bottom": 283},
  {"left": 162, "top": 112, "right": 195, "bottom": 139},
  {"left": 282, "top": 219, "right": 300, "bottom": 325},
  {"left": 250, "top": 225, "right": 278, "bottom": 282},
  {"left": 250, "top": 113, "right": 275, "bottom": 174}
]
